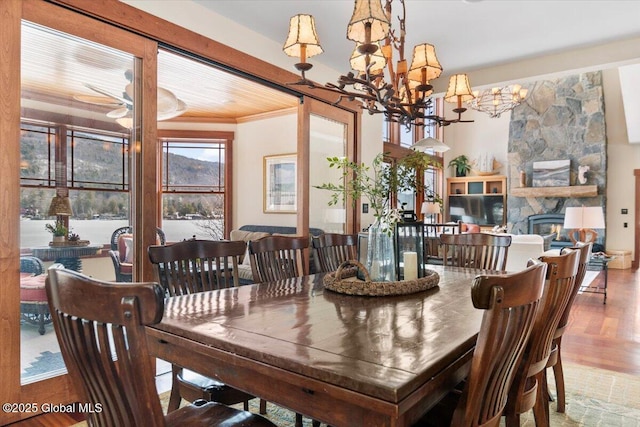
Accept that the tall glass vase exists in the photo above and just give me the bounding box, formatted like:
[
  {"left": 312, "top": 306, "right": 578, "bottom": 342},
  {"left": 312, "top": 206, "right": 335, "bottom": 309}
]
[{"left": 366, "top": 221, "right": 397, "bottom": 282}]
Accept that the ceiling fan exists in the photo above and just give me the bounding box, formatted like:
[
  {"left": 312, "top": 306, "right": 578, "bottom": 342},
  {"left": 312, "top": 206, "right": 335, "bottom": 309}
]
[{"left": 74, "top": 69, "right": 187, "bottom": 122}]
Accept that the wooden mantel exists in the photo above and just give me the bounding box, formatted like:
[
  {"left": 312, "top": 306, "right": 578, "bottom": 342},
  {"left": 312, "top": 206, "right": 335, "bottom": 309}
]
[{"left": 510, "top": 185, "right": 598, "bottom": 198}]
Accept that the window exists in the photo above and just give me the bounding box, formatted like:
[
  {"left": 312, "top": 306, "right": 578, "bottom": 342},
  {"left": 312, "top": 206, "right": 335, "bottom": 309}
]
[
  {"left": 160, "top": 136, "right": 231, "bottom": 241},
  {"left": 20, "top": 121, "right": 129, "bottom": 191},
  {"left": 20, "top": 121, "right": 131, "bottom": 249}
]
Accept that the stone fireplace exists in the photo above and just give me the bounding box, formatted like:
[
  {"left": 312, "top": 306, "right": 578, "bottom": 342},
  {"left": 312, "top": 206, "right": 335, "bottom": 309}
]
[{"left": 507, "top": 71, "right": 607, "bottom": 247}]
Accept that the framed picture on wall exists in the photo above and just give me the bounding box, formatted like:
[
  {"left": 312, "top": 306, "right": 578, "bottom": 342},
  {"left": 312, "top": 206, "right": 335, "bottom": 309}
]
[
  {"left": 263, "top": 154, "right": 297, "bottom": 213},
  {"left": 532, "top": 159, "right": 570, "bottom": 187}
]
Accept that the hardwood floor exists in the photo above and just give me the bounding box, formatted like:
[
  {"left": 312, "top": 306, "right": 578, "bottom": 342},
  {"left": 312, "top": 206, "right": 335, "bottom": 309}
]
[
  {"left": 7, "top": 268, "right": 640, "bottom": 426},
  {"left": 562, "top": 267, "right": 640, "bottom": 375}
]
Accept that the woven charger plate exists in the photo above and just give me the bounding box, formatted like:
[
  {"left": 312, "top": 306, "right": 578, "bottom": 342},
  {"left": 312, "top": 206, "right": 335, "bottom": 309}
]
[{"left": 323, "top": 260, "right": 440, "bottom": 296}]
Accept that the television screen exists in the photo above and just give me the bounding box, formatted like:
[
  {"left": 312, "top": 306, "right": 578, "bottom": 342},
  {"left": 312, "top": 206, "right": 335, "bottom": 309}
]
[{"left": 448, "top": 195, "right": 505, "bottom": 226}]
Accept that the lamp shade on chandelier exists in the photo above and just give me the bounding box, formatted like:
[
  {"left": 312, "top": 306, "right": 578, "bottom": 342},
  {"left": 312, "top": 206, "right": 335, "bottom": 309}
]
[{"left": 283, "top": 0, "right": 475, "bottom": 129}]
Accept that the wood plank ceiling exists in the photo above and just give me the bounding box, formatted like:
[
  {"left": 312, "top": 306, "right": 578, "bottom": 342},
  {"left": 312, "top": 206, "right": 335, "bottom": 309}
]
[{"left": 20, "top": 22, "right": 299, "bottom": 127}]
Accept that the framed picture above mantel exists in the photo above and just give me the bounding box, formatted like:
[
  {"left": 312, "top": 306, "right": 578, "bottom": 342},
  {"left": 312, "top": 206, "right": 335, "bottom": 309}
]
[
  {"left": 263, "top": 153, "right": 297, "bottom": 213},
  {"left": 532, "top": 159, "right": 570, "bottom": 187}
]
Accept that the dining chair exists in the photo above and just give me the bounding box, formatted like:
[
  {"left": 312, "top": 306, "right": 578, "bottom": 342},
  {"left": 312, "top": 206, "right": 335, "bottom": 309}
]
[
  {"left": 504, "top": 249, "right": 580, "bottom": 427},
  {"left": 45, "top": 267, "right": 277, "bottom": 427},
  {"left": 247, "top": 235, "right": 320, "bottom": 427},
  {"left": 248, "top": 235, "right": 309, "bottom": 283},
  {"left": 148, "top": 239, "right": 254, "bottom": 412},
  {"left": 414, "top": 261, "right": 547, "bottom": 427},
  {"left": 312, "top": 233, "right": 358, "bottom": 273},
  {"left": 440, "top": 232, "right": 512, "bottom": 271},
  {"left": 546, "top": 242, "right": 592, "bottom": 413},
  {"left": 422, "top": 221, "right": 461, "bottom": 265}
]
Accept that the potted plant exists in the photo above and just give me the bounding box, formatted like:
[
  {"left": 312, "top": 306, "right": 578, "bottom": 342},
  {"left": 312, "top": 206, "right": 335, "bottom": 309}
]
[
  {"left": 45, "top": 219, "right": 68, "bottom": 243},
  {"left": 448, "top": 155, "right": 471, "bottom": 177},
  {"left": 315, "top": 151, "right": 436, "bottom": 281}
]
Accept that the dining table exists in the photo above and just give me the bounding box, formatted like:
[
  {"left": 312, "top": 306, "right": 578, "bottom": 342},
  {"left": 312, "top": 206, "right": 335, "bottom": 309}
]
[{"left": 145, "top": 265, "right": 494, "bottom": 427}]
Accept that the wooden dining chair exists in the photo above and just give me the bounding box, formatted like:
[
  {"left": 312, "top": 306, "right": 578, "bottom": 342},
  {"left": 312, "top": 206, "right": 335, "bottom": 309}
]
[
  {"left": 546, "top": 242, "right": 593, "bottom": 413},
  {"left": 248, "top": 235, "right": 309, "bottom": 283},
  {"left": 312, "top": 233, "right": 358, "bottom": 273},
  {"left": 504, "top": 249, "right": 580, "bottom": 427},
  {"left": 45, "top": 267, "right": 276, "bottom": 427},
  {"left": 247, "top": 235, "right": 320, "bottom": 427},
  {"left": 423, "top": 221, "right": 461, "bottom": 264},
  {"left": 414, "top": 261, "right": 547, "bottom": 427},
  {"left": 440, "top": 232, "right": 512, "bottom": 271},
  {"left": 148, "top": 240, "right": 254, "bottom": 413}
]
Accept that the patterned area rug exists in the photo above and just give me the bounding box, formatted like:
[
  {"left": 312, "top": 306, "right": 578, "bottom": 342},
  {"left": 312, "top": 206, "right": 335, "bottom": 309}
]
[
  {"left": 22, "top": 351, "right": 65, "bottom": 376},
  {"left": 71, "top": 362, "right": 640, "bottom": 426}
]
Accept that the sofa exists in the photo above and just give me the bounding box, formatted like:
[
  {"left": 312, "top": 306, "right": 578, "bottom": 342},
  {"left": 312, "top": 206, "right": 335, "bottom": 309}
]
[
  {"left": 504, "top": 234, "right": 545, "bottom": 272},
  {"left": 230, "top": 225, "right": 325, "bottom": 285}
]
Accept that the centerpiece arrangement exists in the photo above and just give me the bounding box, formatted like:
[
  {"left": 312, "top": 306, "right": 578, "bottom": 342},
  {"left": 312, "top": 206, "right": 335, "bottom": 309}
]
[
  {"left": 45, "top": 219, "right": 90, "bottom": 247},
  {"left": 315, "top": 151, "right": 436, "bottom": 282}
]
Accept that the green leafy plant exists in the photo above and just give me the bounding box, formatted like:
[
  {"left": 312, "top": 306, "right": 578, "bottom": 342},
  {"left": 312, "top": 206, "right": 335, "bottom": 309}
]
[
  {"left": 45, "top": 219, "right": 68, "bottom": 237},
  {"left": 448, "top": 155, "right": 471, "bottom": 177},
  {"left": 315, "top": 151, "right": 437, "bottom": 234},
  {"left": 68, "top": 232, "right": 80, "bottom": 242}
]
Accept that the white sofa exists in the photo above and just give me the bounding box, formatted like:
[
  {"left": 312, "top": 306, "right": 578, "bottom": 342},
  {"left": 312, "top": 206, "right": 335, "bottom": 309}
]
[{"left": 505, "top": 234, "right": 545, "bottom": 272}]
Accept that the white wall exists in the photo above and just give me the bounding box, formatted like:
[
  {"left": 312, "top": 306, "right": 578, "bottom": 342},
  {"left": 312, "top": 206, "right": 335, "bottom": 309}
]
[
  {"left": 603, "top": 68, "right": 640, "bottom": 255},
  {"left": 234, "top": 114, "right": 298, "bottom": 228}
]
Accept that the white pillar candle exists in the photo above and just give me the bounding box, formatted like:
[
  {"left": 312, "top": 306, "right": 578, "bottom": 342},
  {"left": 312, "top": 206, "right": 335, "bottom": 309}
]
[{"left": 404, "top": 251, "right": 418, "bottom": 281}]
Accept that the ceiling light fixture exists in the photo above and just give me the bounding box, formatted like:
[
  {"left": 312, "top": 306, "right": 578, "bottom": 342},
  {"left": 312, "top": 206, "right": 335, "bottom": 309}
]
[
  {"left": 283, "top": 0, "right": 475, "bottom": 129},
  {"left": 467, "top": 85, "right": 528, "bottom": 118},
  {"left": 410, "top": 137, "right": 450, "bottom": 153}
]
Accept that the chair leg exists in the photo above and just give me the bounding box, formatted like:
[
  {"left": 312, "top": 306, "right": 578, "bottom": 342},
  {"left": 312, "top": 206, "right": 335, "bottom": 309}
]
[
  {"left": 244, "top": 399, "right": 249, "bottom": 411},
  {"left": 553, "top": 345, "right": 566, "bottom": 413},
  {"left": 312, "top": 420, "right": 321, "bottom": 427},
  {"left": 505, "top": 413, "right": 520, "bottom": 427},
  {"left": 532, "top": 372, "right": 550, "bottom": 427},
  {"left": 259, "top": 399, "right": 267, "bottom": 414},
  {"left": 37, "top": 306, "right": 46, "bottom": 335},
  {"left": 295, "top": 413, "right": 303, "bottom": 427},
  {"left": 167, "top": 365, "right": 183, "bottom": 412}
]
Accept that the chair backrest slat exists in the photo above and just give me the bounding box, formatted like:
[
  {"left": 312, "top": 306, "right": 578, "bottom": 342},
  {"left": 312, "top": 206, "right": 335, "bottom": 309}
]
[
  {"left": 248, "top": 236, "right": 309, "bottom": 283},
  {"left": 148, "top": 240, "right": 246, "bottom": 296}
]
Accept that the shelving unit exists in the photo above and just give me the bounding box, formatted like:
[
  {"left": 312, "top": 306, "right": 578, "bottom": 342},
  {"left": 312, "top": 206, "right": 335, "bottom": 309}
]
[
  {"left": 447, "top": 175, "right": 506, "bottom": 196},
  {"left": 446, "top": 175, "right": 507, "bottom": 226}
]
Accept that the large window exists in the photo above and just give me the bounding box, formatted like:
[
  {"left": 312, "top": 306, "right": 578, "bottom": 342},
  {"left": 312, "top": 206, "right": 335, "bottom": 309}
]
[
  {"left": 160, "top": 137, "right": 230, "bottom": 241},
  {"left": 20, "top": 121, "right": 131, "bottom": 247}
]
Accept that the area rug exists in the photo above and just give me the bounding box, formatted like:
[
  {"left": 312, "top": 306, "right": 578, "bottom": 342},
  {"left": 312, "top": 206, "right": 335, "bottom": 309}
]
[
  {"left": 71, "top": 362, "right": 640, "bottom": 426},
  {"left": 22, "top": 351, "right": 64, "bottom": 376}
]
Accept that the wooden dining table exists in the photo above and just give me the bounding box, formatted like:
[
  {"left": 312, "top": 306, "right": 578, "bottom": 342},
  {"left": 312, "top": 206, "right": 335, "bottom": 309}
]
[{"left": 146, "top": 265, "right": 492, "bottom": 427}]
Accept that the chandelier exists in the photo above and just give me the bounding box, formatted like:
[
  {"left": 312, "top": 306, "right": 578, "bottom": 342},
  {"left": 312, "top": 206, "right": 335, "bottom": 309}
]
[
  {"left": 467, "top": 85, "right": 529, "bottom": 118},
  {"left": 282, "top": 0, "right": 475, "bottom": 129}
]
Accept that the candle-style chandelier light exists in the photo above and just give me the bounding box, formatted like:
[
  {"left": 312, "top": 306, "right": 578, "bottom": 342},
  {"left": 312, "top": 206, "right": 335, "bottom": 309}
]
[
  {"left": 467, "top": 85, "right": 529, "bottom": 118},
  {"left": 283, "top": 0, "right": 475, "bottom": 129}
]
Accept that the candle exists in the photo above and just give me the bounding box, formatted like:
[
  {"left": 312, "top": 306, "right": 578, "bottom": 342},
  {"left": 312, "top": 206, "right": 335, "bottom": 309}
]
[{"left": 404, "top": 251, "right": 418, "bottom": 281}]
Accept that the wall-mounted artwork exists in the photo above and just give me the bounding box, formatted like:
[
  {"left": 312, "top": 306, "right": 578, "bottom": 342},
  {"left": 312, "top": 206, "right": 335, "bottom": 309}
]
[
  {"left": 532, "top": 160, "right": 570, "bottom": 187},
  {"left": 263, "top": 154, "right": 297, "bottom": 213}
]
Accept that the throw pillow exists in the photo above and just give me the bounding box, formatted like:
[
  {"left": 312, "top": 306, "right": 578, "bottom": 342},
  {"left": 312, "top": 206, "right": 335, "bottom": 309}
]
[{"left": 123, "top": 237, "right": 134, "bottom": 263}]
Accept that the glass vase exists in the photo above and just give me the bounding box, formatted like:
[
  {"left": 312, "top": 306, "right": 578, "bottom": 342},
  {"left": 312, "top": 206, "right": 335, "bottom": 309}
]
[{"left": 366, "top": 221, "right": 397, "bottom": 282}]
